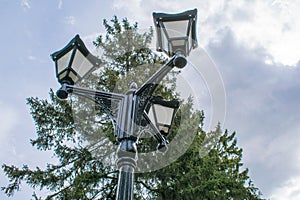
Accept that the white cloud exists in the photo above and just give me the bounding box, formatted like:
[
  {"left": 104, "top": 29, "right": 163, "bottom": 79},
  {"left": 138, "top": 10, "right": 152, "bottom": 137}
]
[
  {"left": 245, "top": 125, "right": 300, "bottom": 171},
  {"left": 113, "top": 0, "right": 300, "bottom": 66},
  {"left": 28, "top": 55, "right": 36, "bottom": 60},
  {"left": 58, "top": 0, "right": 63, "bottom": 9},
  {"left": 0, "top": 102, "right": 18, "bottom": 140},
  {"left": 221, "top": 0, "right": 300, "bottom": 66},
  {"left": 82, "top": 32, "right": 104, "bottom": 58},
  {"left": 0, "top": 102, "right": 18, "bottom": 158},
  {"left": 270, "top": 176, "right": 300, "bottom": 200},
  {"left": 214, "top": 0, "right": 300, "bottom": 67},
  {"left": 64, "top": 16, "right": 76, "bottom": 25},
  {"left": 113, "top": 0, "right": 206, "bottom": 23},
  {"left": 82, "top": 32, "right": 101, "bottom": 47},
  {"left": 21, "top": 0, "right": 30, "bottom": 11}
]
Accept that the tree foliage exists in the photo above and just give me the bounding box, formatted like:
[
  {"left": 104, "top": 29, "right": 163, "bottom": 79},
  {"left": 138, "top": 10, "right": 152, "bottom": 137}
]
[
  {"left": 138, "top": 127, "right": 262, "bottom": 199},
  {"left": 2, "top": 16, "right": 263, "bottom": 199}
]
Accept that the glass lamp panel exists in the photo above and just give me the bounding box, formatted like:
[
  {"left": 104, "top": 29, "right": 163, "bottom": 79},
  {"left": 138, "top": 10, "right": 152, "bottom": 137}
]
[
  {"left": 163, "top": 20, "right": 189, "bottom": 38},
  {"left": 153, "top": 104, "right": 174, "bottom": 126},
  {"left": 169, "top": 38, "right": 188, "bottom": 56},
  {"left": 171, "top": 39, "right": 186, "bottom": 46},
  {"left": 57, "top": 50, "right": 73, "bottom": 74},
  {"left": 161, "top": 29, "right": 169, "bottom": 52},
  {"left": 188, "top": 34, "right": 192, "bottom": 52},
  {"left": 159, "top": 126, "right": 169, "bottom": 133},
  {"left": 147, "top": 106, "right": 156, "bottom": 125},
  {"left": 69, "top": 71, "right": 79, "bottom": 83},
  {"left": 188, "top": 29, "right": 194, "bottom": 51},
  {"left": 58, "top": 71, "right": 68, "bottom": 81},
  {"left": 72, "top": 50, "right": 94, "bottom": 78}
]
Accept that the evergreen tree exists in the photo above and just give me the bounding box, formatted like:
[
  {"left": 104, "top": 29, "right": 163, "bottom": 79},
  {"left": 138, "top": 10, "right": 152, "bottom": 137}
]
[
  {"left": 138, "top": 126, "right": 263, "bottom": 199},
  {"left": 2, "top": 16, "right": 263, "bottom": 200}
]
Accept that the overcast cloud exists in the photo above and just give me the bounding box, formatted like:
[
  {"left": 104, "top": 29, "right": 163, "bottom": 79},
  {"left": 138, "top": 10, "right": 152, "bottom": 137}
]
[{"left": 0, "top": 0, "right": 299, "bottom": 199}]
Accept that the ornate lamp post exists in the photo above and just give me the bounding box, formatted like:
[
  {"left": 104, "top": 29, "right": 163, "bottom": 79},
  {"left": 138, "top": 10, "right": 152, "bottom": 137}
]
[{"left": 51, "top": 9, "right": 197, "bottom": 200}]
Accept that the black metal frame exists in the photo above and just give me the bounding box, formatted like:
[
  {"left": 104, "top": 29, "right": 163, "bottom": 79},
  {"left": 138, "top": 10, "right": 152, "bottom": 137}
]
[
  {"left": 51, "top": 34, "right": 101, "bottom": 85},
  {"left": 146, "top": 95, "right": 180, "bottom": 137},
  {"left": 153, "top": 9, "right": 198, "bottom": 57}
]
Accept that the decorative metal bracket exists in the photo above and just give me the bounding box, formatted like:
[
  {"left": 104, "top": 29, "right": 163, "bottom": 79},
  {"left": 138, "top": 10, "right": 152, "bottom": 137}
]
[{"left": 60, "top": 84, "right": 125, "bottom": 127}]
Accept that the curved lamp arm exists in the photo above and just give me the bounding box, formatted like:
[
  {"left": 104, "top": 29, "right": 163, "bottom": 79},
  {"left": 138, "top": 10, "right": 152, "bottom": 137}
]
[
  {"left": 136, "top": 54, "right": 186, "bottom": 96},
  {"left": 133, "top": 54, "right": 186, "bottom": 130}
]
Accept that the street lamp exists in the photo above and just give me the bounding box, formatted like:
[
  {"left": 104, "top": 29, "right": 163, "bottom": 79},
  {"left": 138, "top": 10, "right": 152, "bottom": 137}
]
[
  {"left": 147, "top": 96, "right": 180, "bottom": 137},
  {"left": 153, "top": 9, "right": 197, "bottom": 57},
  {"left": 51, "top": 34, "right": 102, "bottom": 99},
  {"left": 51, "top": 9, "right": 197, "bottom": 200}
]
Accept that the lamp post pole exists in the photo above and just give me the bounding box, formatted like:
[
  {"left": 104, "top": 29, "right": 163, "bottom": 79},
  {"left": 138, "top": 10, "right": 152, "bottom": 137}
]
[
  {"left": 51, "top": 9, "right": 197, "bottom": 200},
  {"left": 115, "top": 82, "right": 138, "bottom": 200}
]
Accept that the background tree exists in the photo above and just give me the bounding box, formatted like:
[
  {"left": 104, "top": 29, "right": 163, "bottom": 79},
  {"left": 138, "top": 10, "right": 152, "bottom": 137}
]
[
  {"left": 2, "top": 16, "right": 263, "bottom": 199},
  {"left": 137, "top": 125, "right": 263, "bottom": 199}
]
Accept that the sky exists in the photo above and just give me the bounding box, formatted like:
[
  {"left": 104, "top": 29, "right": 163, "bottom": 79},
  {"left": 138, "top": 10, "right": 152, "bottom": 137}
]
[{"left": 1, "top": 0, "right": 300, "bottom": 199}]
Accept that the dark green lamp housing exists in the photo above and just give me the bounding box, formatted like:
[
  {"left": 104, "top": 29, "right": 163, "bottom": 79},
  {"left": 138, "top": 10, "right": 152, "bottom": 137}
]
[
  {"left": 153, "top": 9, "right": 198, "bottom": 57},
  {"left": 51, "top": 34, "right": 101, "bottom": 85},
  {"left": 147, "top": 96, "right": 180, "bottom": 137}
]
